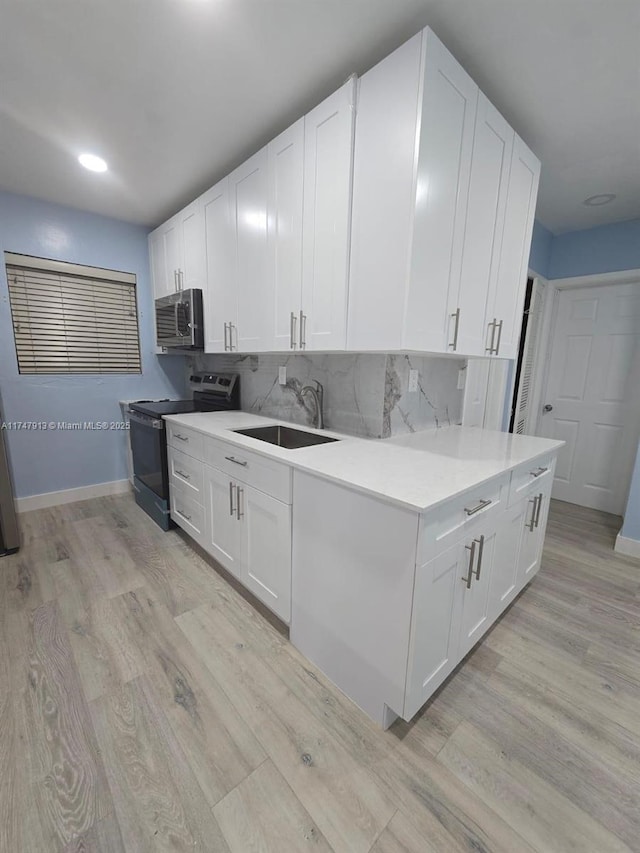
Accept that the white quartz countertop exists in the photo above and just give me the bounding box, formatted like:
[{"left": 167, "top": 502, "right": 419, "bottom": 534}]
[{"left": 163, "top": 411, "right": 563, "bottom": 512}]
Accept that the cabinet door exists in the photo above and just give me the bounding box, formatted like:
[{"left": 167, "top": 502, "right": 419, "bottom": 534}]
[
  {"left": 268, "top": 119, "right": 304, "bottom": 351},
  {"left": 453, "top": 93, "right": 513, "bottom": 356},
  {"left": 404, "top": 542, "right": 463, "bottom": 720},
  {"left": 239, "top": 484, "right": 292, "bottom": 624},
  {"left": 202, "top": 178, "right": 237, "bottom": 353},
  {"left": 180, "top": 199, "right": 205, "bottom": 291},
  {"left": 489, "top": 500, "right": 526, "bottom": 619},
  {"left": 486, "top": 135, "right": 540, "bottom": 359},
  {"left": 231, "top": 148, "right": 270, "bottom": 352},
  {"left": 457, "top": 527, "right": 497, "bottom": 659},
  {"left": 518, "top": 480, "right": 551, "bottom": 586},
  {"left": 347, "top": 33, "right": 423, "bottom": 351},
  {"left": 163, "top": 215, "right": 183, "bottom": 293},
  {"left": 149, "top": 228, "right": 171, "bottom": 299},
  {"left": 301, "top": 77, "right": 356, "bottom": 350},
  {"left": 404, "top": 29, "right": 478, "bottom": 353},
  {"left": 203, "top": 465, "right": 242, "bottom": 579}
]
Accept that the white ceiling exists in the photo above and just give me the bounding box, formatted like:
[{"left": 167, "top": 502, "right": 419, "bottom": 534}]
[{"left": 1, "top": 0, "right": 639, "bottom": 234}]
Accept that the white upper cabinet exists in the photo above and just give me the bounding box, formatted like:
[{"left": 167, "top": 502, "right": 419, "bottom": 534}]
[
  {"left": 180, "top": 199, "right": 206, "bottom": 292},
  {"left": 348, "top": 30, "right": 479, "bottom": 352},
  {"left": 149, "top": 204, "right": 205, "bottom": 299},
  {"left": 202, "top": 178, "right": 237, "bottom": 353},
  {"left": 231, "top": 147, "right": 271, "bottom": 352},
  {"left": 404, "top": 30, "right": 478, "bottom": 353},
  {"left": 268, "top": 119, "right": 305, "bottom": 351},
  {"left": 348, "top": 27, "right": 540, "bottom": 358},
  {"left": 485, "top": 135, "right": 541, "bottom": 359},
  {"left": 348, "top": 33, "right": 423, "bottom": 351},
  {"left": 149, "top": 227, "right": 170, "bottom": 299},
  {"left": 301, "top": 77, "right": 356, "bottom": 351},
  {"left": 452, "top": 94, "right": 514, "bottom": 356}
]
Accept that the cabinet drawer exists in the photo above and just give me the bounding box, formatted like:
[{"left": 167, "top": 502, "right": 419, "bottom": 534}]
[
  {"left": 170, "top": 484, "right": 205, "bottom": 545},
  {"left": 166, "top": 422, "right": 204, "bottom": 460},
  {"left": 418, "top": 473, "right": 508, "bottom": 564},
  {"left": 168, "top": 447, "right": 204, "bottom": 498},
  {"left": 508, "top": 454, "right": 555, "bottom": 507},
  {"left": 204, "top": 438, "right": 292, "bottom": 504}
]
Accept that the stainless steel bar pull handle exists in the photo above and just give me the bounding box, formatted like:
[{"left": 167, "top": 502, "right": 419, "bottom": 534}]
[
  {"left": 473, "top": 535, "right": 485, "bottom": 580},
  {"left": 236, "top": 487, "right": 244, "bottom": 520},
  {"left": 449, "top": 308, "right": 460, "bottom": 351},
  {"left": 175, "top": 470, "right": 190, "bottom": 480},
  {"left": 463, "top": 540, "right": 476, "bottom": 589},
  {"left": 528, "top": 495, "right": 538, "bottom": 531},
  {"left": 290, "top": 312, "right": 298, "bottom": 349},
  {"left": 176, "top": 508, "right": 191, "bottom": 522},
  {"left": 174, "top": 433, "right": 189, "bottom": 442},
  {"left": 229, "top": 323, "right": 237, "bottom": 351},
  {"left": 225, "top": 456, "right": 248, "bottom": 467},
  {"left": 485, "top": 319, "right": 496, "bottom": 353},
  {"left": 224, "top": 322, "right": 229, "bottom": 351},
  {"left": 299, "top": 310, "right": 307, "bottom": 349},
  {"left": 494, "top": 319, "right": 503, "bottom": 355},
  {"left": 530, "top": 466, "right": 548, "bottom": 478},
  {"left": 534, "top": 492, "right": 543, "bottom": 528},
  {"left": 464, "top": 498, "right": 492, "bottom": 516},
  {"left": 229, "top": 481, "right": 236, "bottom": 516},
  {"left": 174, "top": 270, "right": 179, "bottom": 292}
]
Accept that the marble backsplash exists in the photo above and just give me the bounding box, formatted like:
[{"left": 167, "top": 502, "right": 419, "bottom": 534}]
[{"left": 189, "top": 352, "right": 464, "bottom": 439}]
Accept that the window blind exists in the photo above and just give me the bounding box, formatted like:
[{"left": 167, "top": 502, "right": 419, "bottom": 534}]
[{"left": 5, "top": 255, "right": 141, "bottom": 375}]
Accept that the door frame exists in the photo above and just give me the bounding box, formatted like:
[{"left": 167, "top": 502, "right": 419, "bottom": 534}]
[
  {"left": 533, "top": 269, "right": 640, "bottom": 436},
  {"left": 533, "top": 269, "right": 640, "bottom": 514}
]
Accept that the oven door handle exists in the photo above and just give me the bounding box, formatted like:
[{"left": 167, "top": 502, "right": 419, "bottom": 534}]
[{"left": 128, "top": 410, "right": 164, "bottom": 430}]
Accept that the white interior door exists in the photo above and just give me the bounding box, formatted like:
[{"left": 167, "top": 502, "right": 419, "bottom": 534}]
[{"left": 539, "top": 282, "right": 640, "bottom": 513}]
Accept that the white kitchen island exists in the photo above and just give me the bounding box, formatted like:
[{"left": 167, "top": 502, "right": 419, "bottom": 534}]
[{"left": 163, "top": 411, "right": 562, "bottom": 728}]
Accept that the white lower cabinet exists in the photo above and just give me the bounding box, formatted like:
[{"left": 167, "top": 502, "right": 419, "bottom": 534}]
[
  {"left": 457, "top": 526, "right": 498, "bottom": 658},
  {"left": 405, "top": 521, "right": 498, "bottom": 719},
  {"left": 517, "top": 478, "right": 552, "bottom": 585},
  {"left": 291, "top": 451, "right": 558, "bottom": 729},
  {"left": 489, "top": 500, "right": 527, "bottom": 618},
  {"left": 169, "top": 431, "right": 293, "bottom": 623},
  {"left": 202, "top": 461, "right": 292, "bottom": 623},
  {"left": 404, "top": 542, "right": 463, "bottom": 720},
  {"left": 241, "top": 485, "right": 292, "bottom": 623},
  {"left": 203, "top": 464, "right": 244, "bottom": 580},
  {"left": 169, "top": 484, "right": 206, "bottom": 547}
]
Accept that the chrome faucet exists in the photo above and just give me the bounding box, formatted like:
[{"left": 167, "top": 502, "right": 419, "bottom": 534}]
[{"left": 301, "top": 380, "right": 324, "bottom": 429}]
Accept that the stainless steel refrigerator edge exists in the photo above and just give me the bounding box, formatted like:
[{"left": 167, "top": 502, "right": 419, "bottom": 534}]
[{"left": 0, "top": 419, "right": 19, "bottom": 555}]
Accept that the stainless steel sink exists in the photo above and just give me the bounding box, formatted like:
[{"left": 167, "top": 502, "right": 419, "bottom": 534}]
[{"left": 233, "top": 425, "right": 339, "bottom": 449}]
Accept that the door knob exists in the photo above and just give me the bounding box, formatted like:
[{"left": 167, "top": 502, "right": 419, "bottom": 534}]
[{"left": 543, "top": 404, "right": 553, "bottom": 413}]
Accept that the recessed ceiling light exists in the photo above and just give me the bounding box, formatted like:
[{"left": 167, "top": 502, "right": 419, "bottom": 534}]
[
  {"left": 583, "top": 193, "right": 616, "bottom": 207},
  {"left": 78, "top": 153, "right": 108, "bottom": 173}
]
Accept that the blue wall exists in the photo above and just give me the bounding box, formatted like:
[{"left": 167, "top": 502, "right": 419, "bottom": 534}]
[
  {"left": 549, "top": 218, "right": 640, "bottom": 280},
  {"left": 0, "top": 191, "right": 187, "bottom": 499},
  {"left": 529, "top": 215, "right": 640, "bottom": 538},
  {"left": 529, "top": 220, "right": 553, "bottom": 278}
]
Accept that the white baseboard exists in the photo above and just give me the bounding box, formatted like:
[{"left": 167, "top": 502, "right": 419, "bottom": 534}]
[
  {"left": 16, "top": 479, "right": 131, "bottom": 513},
  {"left": 614, "top": 533, "right": 640, "bottom": 559}
]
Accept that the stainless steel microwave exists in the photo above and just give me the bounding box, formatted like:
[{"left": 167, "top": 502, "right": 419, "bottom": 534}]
[{"left": 155, "top": 288, "right": 204, "bottom": 350}]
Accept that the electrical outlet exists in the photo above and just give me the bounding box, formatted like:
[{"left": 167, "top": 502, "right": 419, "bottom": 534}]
[
  {"left": 278, "top": 366, "right": 287, "bottom": 385},
  {"left": 408, "top": 369, "right": 419, "bottom": 393},
  {"left": 457, "top": 367, "right": 466, "bottom": 390}
]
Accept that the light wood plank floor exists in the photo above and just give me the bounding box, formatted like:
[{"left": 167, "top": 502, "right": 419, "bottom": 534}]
[{"left": 1, "top": 495, "right": 638, "bottom": 852}]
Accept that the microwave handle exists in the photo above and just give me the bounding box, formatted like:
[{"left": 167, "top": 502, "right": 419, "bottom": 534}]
[{"left": 174, "top": 301, "right": 185, "bottom": 337}]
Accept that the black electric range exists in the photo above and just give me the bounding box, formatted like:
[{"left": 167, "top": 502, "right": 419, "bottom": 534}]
[{"left": 129, "top": 372, "right": 239, "bottom": 529}]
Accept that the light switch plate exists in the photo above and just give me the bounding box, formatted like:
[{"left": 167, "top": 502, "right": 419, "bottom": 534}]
[
  {"left": 408, "top": 369, "right": 419, "bottom": 393},
  {"left": 278, "top": 366, "right": 287, "bottom": 385}
]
